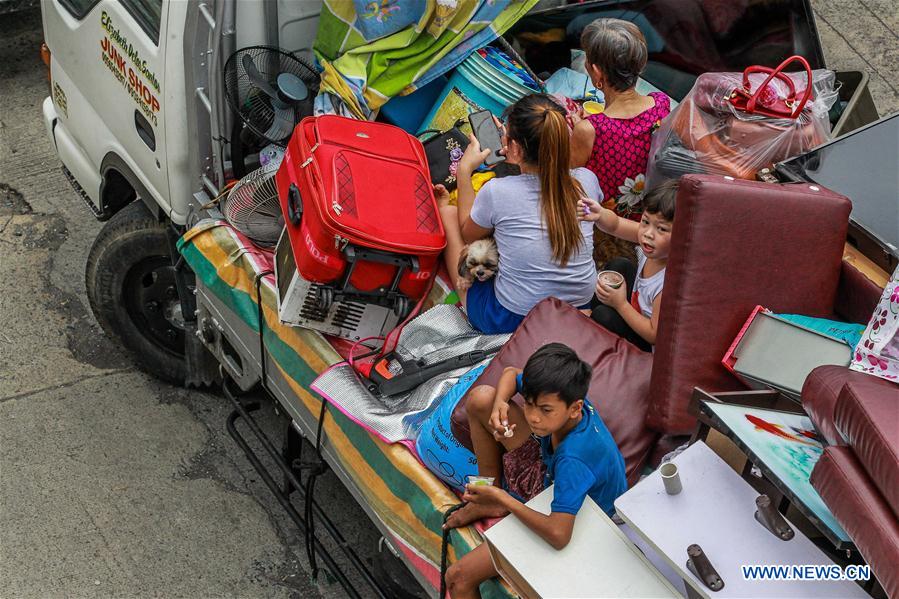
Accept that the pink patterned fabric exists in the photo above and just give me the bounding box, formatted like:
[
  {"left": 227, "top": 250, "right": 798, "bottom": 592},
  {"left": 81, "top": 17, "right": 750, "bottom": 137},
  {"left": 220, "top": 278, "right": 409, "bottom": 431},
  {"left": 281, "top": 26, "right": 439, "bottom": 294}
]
[
  {"left": 851, "top": 266, "right": 899, "bottom": 382},
  {"left": 584, "top": 92, "right": 671, "bottom": 218}
]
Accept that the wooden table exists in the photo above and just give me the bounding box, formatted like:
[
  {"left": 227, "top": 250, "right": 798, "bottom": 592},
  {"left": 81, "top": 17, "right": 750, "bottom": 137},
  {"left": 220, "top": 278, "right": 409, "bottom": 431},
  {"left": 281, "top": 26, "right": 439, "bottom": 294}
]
[
  {"left": 484, "top": 485, "right": 681, "bottom": 599},
  {"left": 615, "top": 441, "right": 867, "bottom": 598}
]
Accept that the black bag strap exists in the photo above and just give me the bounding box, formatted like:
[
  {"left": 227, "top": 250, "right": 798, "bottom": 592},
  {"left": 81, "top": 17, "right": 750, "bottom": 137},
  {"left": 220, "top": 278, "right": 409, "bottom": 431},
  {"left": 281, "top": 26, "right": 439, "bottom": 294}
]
[{"left": 418, "top": 118, "right": 468, "bottom": 142}]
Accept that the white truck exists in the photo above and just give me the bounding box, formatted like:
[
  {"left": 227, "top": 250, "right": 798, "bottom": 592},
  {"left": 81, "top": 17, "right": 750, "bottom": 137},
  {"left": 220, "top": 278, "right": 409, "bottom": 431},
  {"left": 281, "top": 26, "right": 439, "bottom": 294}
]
[{"left": 39, "top": 0, "right": 887, "bottom": 597}]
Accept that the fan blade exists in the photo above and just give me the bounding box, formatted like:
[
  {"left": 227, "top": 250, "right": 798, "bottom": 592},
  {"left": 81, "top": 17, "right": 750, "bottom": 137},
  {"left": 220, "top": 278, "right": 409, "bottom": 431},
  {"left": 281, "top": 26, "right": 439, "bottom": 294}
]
[
  {"left": 264, "top": 104, "right": 296, "bottom": 141},
  {"left": 242, "top": 53, "right": 281, "bottom": 103}
]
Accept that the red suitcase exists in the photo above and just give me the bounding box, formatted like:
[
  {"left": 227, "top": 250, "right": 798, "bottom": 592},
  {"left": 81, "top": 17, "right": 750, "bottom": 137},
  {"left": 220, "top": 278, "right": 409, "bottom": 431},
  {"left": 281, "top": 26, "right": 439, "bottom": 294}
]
[{"left": 276, "top": 115, "right": 445, "bottom": 318}]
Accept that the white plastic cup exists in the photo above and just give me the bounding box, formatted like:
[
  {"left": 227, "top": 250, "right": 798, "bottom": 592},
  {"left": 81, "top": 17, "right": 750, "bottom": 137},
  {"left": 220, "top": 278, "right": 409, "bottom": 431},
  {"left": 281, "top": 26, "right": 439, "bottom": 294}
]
[{"left": 660, "top": 462, "right": 682, "bottom": 495}]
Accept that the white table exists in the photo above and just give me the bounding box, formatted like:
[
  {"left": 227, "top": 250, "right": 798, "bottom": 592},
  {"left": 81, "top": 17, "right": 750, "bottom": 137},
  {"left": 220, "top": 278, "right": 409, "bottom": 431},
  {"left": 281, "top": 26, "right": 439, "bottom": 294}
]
[
  {"left": 484, "top": 486, "right": 681, "bottom": 599},
  {"left": 615, "top": 441, "right": 867, "bottom": 598}
]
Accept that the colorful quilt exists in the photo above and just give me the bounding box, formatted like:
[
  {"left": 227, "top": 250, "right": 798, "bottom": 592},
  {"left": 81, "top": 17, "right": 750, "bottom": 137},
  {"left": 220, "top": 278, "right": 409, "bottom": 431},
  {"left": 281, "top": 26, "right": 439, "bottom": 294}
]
[
  {"left": 177, "top": 221, "right": 512, "bottom": 598},
  {"left": 313, "top": 0, "right": 539, "bottom": 119}
]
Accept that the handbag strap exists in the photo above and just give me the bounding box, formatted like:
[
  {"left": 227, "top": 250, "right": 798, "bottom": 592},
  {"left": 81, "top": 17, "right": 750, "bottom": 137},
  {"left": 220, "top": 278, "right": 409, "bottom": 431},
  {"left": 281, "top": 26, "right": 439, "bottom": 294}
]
[
  {"left": 417, "top": 118, "right": 468, "bottom": 142},
  {"left": 746, "top": 55, "right": 813, "bottom": 118},
  {"left": 741, "top": 65, "right": 797, "bottom": 99}
]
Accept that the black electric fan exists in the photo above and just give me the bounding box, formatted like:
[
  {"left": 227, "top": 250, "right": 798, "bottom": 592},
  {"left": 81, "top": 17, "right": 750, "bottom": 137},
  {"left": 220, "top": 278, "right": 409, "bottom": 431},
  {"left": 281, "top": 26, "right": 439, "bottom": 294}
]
[{"left": 224, "top": 46, "right": 319, "bottom": 146}]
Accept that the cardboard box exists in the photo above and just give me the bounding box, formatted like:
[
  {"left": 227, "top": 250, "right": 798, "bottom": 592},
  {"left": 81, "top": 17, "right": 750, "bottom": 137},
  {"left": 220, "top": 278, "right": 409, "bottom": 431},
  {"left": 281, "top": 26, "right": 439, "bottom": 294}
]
[{"left": 483, "top": 486, "right": 680, "bottom": 599}]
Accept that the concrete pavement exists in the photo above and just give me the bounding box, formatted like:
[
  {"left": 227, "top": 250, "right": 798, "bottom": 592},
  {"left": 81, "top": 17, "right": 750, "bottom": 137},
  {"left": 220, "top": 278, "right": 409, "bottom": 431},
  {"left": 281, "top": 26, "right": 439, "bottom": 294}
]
[
  {"left": 812, "top": 0, "right": 898, "bottom": 116},
  {"left": 1, "top": 3, "right": 896, "bottom": 598},
  {"left": 1, "top": 10, "right": 379, "bottom": 599}
]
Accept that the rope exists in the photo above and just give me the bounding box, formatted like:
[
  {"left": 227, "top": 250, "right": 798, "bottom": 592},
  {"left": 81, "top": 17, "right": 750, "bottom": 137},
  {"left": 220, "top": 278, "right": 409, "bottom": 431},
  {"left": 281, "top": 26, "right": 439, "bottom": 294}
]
[
  {"left": 255, "top": 269, "right": 330, "bottom": 579},
  {"left": 254, "top": 271, "right": 274, "bottom": 389},
  {"left": 304, "top": 392, "right": 330, "bottom": 579},
  {"left": 252, "top": 245, "right": 439, "bottom": 584}
]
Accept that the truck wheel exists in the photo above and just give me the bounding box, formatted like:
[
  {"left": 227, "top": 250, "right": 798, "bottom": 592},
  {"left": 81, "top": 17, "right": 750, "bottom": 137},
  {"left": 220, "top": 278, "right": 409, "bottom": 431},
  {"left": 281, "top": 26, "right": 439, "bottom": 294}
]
[{"left": 86, "top": 201, "right": 187, "bottom": 385}]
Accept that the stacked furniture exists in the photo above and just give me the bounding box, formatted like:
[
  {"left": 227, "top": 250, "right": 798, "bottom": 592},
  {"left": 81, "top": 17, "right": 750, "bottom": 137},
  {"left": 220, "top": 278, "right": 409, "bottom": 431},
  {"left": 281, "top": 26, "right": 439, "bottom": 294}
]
[
  {"left": 449, "top": 174, "right": 894, "bottom": 591},
  {"left": 803, "top": 366, "right": 899, "bottom": 598}
]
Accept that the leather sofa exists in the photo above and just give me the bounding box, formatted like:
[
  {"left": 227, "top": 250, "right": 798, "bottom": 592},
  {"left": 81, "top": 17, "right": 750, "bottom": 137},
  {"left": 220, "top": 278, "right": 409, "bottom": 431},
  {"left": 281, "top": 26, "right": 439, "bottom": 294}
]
[
  {"left": 645, "top": 174, "right": 862, "bottom": 433},
  {"left": 803, "top": 365, "right": 899, "bottom": 597},
  {"left": 452, "top": 174, "right": 872, "bottom": 454}
]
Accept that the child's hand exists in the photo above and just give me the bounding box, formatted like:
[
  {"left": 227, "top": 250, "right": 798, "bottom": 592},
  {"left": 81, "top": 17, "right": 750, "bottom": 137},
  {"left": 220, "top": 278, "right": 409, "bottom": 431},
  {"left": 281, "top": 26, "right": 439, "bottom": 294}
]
[
  {"left": 463, "top": 483, "right": 509, "bottom": 509},
  {"left": 578, "top": 197, "right": 603, "bottom": 222},
  {"left": 489, "top": 401, "right": 515, "bottom": 439},
  {"left": 595, "top": 278, "right": 627, "bottom": 309},
  {"left": 458, "top": 134, "right": 491, "bottom": 175},
  {"left": 569, "top": 106, "right": 587, "bottom": 127}
]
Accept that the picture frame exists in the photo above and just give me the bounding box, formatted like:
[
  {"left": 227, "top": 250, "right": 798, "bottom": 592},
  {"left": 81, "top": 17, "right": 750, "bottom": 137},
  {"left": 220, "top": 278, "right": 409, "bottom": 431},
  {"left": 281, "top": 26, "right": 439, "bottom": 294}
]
[{"left": 695, "top": 394, "right": 852, "bottom": 549}]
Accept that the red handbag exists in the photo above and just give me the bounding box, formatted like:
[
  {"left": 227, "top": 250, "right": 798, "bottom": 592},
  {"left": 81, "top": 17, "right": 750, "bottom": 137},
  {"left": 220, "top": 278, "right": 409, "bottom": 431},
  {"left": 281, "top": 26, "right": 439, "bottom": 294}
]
[{"left": 728, "top": 55, "right": 814, "bottom": 119}]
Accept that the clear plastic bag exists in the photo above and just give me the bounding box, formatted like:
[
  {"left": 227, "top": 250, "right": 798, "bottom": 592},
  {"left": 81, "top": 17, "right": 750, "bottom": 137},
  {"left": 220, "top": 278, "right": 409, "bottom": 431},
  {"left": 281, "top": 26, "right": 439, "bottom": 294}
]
[{"left": 647, "top": 58, "right": 839, "bottom": 185}]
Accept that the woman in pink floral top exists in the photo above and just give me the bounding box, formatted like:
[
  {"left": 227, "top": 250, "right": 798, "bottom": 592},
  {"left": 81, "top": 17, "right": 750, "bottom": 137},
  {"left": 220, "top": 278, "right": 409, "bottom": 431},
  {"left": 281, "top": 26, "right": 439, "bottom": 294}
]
[{"left": 571, "top": 19, "right": 671, "bottom": 220}]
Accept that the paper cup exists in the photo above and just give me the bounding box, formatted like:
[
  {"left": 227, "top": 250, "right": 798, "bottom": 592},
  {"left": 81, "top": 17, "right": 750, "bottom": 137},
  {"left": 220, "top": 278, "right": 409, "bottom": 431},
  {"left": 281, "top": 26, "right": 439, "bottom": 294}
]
[
  {"left": 660, "top": 462, "right": 682, "bottom": 495},
  {"left": 597, "top": 270, "right": 624, "bottom": 289},
  {"left": 583, "top": 100, "right": 605, "bottom": 114},
  {"left": 467, "top": 475, "right": 495, "bottom": 487}
]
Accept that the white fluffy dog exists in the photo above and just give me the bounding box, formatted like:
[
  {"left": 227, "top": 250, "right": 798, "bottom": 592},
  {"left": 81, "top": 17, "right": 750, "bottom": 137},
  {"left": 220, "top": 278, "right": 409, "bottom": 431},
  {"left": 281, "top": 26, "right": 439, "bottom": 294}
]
[{"left": 456, "top": 237, "right": 499, "bottom": 291}]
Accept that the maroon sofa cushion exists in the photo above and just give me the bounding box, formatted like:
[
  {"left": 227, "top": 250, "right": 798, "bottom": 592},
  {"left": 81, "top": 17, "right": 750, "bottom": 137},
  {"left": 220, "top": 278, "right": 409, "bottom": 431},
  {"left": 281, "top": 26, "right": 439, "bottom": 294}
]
[
  {"left": 811, "top": 447, "right": 899, "bottom": 598},
  {"left": 833, "top": 381, "right": 899, "bottom": 519},
  {"left": 450, "top": 298, "right": 657, "bottom": 485},
  {"left": 648, "top": 175, "right": 851, "bottom": 434},
  {"left": 801, "top": 365, "right": 863, "bottom": 446}
]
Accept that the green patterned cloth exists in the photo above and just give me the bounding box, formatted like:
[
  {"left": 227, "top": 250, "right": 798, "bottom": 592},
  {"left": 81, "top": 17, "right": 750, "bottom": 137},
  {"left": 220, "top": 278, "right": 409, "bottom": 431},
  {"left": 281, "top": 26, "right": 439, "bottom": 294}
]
[{"left": 314, "top": 0, "right": 538, "bottom": 119}]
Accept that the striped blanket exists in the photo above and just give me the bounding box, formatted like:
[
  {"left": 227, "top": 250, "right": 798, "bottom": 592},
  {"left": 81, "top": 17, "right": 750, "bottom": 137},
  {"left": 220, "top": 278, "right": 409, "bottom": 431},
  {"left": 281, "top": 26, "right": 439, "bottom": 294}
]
[
  {"left": 177, "top": 221, "right": 512, "bottom": 598},
  {"left": 313, "top": 0, "right": 538, "bottom": 119}
]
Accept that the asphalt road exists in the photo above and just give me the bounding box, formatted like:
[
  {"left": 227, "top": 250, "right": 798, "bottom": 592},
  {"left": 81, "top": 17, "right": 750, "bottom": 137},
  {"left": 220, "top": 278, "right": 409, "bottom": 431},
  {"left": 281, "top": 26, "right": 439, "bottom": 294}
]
[
  {"left": 0, "top": 9, "right": 385, "bottom": 599},
  {"left": 1, "top": 4, "right": 896, "bottom": 599}
]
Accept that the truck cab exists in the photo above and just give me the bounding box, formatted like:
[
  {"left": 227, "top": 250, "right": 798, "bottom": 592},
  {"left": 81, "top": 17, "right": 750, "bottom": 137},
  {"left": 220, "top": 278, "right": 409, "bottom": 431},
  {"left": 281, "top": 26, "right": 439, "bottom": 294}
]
[
  {"left": 44, "top": 0, "right": 173, "bottom": 219},
  {"left": 42, "top": 0, "right": 323, "bottom": 383}
]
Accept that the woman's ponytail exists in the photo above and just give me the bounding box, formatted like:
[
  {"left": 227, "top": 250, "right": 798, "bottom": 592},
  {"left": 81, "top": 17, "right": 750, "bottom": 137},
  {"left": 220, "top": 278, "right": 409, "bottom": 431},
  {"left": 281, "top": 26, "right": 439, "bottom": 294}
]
[
  {"left": 505, "top": 94, "right": 586, "bottom": 266},
  {"left": 536, "top": 109, "right": 584, "bottom": 266}
]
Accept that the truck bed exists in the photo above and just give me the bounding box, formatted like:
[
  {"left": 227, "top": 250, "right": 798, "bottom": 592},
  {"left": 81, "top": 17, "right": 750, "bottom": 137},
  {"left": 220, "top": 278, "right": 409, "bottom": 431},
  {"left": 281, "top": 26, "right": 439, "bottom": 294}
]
[{"left": 178, "top": 220, "right": 511, "bottom": 598}]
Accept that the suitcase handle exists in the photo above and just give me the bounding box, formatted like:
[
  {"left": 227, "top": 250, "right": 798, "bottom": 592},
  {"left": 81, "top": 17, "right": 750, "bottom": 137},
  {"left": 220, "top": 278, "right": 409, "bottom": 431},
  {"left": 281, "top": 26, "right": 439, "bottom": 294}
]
[{"left": 287, "top": 183, "right": 303, "bottom": 226}]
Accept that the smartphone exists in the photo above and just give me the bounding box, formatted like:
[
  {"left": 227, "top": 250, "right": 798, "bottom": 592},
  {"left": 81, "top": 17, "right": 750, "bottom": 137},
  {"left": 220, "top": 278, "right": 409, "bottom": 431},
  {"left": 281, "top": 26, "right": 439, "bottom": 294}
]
[{"left": 468, "top": 110, "right": 506, "bottom": 167}]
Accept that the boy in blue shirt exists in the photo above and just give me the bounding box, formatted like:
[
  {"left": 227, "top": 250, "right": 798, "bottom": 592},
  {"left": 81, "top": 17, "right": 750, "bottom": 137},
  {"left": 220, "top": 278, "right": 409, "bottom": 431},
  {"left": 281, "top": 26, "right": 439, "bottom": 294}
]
[{"left": 444, "top": 343, "right": 627, "bottom": 599}]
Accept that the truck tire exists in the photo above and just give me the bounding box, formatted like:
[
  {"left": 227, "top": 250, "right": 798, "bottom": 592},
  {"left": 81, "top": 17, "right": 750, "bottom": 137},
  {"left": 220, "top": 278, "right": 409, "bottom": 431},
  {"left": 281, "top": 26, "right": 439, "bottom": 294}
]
[{"left": 86, "top": 200, "right": 187, "bottom": 385}]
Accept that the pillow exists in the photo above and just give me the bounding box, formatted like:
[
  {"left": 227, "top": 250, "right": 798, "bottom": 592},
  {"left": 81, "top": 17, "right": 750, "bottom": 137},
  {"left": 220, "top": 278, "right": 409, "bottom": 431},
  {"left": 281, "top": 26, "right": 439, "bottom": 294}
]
[
  {"left": 451, "top": 298, "right": 658, "bottom": 486},
  {"left": 415, "top": 364, "right": 487, "bottom": 493}
]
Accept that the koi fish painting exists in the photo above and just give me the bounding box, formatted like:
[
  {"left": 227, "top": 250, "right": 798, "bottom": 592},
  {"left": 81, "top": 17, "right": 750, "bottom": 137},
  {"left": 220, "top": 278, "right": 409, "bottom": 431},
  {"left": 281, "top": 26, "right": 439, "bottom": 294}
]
[{"left": 705, "top": 403, "right": 848, "bottom": 542}]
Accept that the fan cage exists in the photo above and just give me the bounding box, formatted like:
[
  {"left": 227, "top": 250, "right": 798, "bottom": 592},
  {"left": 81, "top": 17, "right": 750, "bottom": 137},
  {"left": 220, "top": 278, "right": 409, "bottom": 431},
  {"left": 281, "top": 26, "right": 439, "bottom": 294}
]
[
  {"left": 223, "top": 45, "right": 320, "bottom": 146},
  {"left": 222, "top": 160, "right": 284, "bottom": 247}
]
